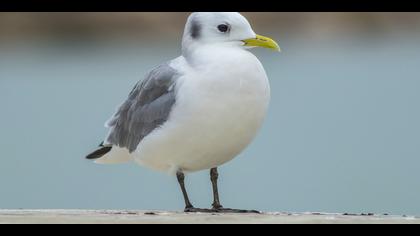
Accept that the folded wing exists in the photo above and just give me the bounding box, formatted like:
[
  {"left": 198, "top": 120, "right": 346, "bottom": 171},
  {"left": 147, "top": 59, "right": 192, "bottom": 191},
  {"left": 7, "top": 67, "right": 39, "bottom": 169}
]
[{"left": 86, "top": 62, "right": 180, "bottom": 160}]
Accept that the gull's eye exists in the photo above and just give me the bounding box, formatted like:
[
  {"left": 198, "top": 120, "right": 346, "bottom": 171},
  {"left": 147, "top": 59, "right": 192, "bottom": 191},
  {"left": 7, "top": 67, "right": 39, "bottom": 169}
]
[{"left": 217, "top": 24, "right": 229, "bottom": 33}]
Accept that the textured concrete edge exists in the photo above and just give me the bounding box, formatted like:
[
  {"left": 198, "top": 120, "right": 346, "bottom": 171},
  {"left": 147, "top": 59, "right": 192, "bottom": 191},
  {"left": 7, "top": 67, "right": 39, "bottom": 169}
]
[{"left": 0, "top": 210, "right": 419, "bottom": 224}]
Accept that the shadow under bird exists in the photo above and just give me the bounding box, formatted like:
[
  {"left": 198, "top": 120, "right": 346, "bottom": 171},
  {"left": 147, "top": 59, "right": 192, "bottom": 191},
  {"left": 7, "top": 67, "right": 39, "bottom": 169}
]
[{"left": 86, "top": 12, "right": 280, "bottom": 213}]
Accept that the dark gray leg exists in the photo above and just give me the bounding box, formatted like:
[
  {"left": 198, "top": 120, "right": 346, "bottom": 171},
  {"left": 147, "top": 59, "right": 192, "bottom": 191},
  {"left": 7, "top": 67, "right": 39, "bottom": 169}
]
[
  {"left": 209, "top": 168, "right": 261, "bottom": 214},
  {"left": 176, "top": 171, "right": 193, "bottom": 209},
  {"left": 210, "top": 168, "right": 223, "bottom": 209},
  {"left": 176, "top": 171, "right": 212, "bottom": 213}
]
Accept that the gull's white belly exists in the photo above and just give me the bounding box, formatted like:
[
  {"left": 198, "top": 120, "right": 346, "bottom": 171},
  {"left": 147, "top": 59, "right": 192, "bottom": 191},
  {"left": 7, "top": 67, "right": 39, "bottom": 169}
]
[{"left": 133, "top": 53, "right": 270, "bottom": 174}]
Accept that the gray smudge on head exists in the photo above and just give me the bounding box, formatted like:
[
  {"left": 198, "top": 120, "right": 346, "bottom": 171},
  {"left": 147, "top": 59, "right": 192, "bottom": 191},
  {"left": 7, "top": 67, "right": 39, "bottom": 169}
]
[{"left": 190, "top": 18, "right": 201, "bottom": 39}]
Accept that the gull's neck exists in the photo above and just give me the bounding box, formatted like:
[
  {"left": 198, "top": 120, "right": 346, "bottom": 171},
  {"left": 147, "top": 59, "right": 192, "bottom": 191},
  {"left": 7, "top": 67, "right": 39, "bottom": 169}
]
[{"left": 182, "top": 41, "right": 248, "bottom": 69}]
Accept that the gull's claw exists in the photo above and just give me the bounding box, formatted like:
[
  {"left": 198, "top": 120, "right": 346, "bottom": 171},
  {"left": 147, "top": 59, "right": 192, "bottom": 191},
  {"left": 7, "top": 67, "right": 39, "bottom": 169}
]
[
  {"left": 184, "top": 207, "right": 214, "bottom": 213},
  {"left": 212, "top": 207, "right": 261, "bottom": 214}
]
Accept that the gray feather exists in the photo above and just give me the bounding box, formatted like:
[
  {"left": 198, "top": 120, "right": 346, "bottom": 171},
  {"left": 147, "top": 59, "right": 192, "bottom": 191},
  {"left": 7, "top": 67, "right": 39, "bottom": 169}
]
[{"left": 105, "top": 62, "right": 180, "bottom": 152}]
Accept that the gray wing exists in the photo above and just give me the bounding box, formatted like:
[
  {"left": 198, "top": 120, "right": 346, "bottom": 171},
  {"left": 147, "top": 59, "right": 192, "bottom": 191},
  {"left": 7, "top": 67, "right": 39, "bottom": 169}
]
[{"left": 105, "top": 62, "right": 180, "bottom": 153}]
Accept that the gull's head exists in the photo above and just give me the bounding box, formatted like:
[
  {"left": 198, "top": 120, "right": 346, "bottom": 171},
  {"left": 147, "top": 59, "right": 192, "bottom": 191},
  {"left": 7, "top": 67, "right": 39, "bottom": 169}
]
[{"left": 182, "top": 12, "right": 280, "bottom": 55}]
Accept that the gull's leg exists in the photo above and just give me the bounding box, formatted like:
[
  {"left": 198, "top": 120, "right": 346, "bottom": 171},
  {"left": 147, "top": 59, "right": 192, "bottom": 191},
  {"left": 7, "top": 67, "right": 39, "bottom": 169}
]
[
  {"left": 176, "top": 171, "right": 193, "bottom": 210},
  {"left": 210, "top": 167, "right": 223, "bottom": 209},
  {"left": 209, "top": 167, "right": 261, "bottom": 214},
  {"left": 176, "top": 171, "right": 212, "bottom": 213}
]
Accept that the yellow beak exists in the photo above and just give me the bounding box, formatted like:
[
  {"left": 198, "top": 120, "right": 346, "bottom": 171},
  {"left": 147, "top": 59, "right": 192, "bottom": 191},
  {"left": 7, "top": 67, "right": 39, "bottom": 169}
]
[{"left": 242, "top": 34, "right": 281, "bottom": 52}]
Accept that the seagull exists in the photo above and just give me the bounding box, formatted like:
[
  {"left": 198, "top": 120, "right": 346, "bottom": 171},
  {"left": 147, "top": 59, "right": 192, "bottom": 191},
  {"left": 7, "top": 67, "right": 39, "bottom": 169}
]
[{"left": 86, "top": 12, "right": 280, "bottom": 213}]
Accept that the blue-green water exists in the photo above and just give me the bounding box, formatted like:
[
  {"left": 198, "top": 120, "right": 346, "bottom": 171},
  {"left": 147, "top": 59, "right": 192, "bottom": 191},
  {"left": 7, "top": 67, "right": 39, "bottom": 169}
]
[{"left": 1, "top": 33, "right": 420, "bottom": 215}]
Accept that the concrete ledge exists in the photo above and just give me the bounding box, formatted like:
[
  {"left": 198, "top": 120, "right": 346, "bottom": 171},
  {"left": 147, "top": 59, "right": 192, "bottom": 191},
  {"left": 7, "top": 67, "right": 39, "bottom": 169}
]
[{"left": 0, "top": 210, "right": 419, "bottom": 224}]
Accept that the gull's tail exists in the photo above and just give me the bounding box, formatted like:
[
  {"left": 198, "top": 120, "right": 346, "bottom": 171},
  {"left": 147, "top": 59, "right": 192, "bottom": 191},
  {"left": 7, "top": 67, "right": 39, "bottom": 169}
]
[
  {"left": 86, "top": 142, "right": 112, "bottom": 160},
  {"left": 86, "top": 142, "right": 133, "bottom": 164}
]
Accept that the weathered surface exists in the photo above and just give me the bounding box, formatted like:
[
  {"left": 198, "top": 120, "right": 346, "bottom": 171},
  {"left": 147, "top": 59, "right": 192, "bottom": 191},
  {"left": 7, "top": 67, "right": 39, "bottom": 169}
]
[{"left": 0, "top": 210, "right": 419, "bottom": 224}]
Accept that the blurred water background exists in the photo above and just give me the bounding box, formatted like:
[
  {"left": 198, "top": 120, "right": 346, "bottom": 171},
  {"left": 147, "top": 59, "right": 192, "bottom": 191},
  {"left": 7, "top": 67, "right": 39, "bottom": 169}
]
[{"left": 0, "top": 12, "right": 420, "bottom": 215}]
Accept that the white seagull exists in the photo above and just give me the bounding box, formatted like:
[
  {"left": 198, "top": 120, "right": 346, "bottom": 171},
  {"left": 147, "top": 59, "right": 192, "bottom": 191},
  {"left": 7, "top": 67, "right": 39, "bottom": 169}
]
[{"left": 87, "top": 12, "right": 280, "bottom": 213}]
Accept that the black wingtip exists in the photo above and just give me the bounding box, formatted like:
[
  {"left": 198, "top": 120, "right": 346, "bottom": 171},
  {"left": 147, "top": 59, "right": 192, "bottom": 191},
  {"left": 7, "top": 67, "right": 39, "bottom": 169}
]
[{"left": 86, "top": 146, "right": 112, "bottom": 160}]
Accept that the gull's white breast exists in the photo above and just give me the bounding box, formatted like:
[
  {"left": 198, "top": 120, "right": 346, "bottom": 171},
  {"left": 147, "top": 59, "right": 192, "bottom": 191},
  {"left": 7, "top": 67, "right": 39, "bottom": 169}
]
[{"left": 133, "top": 48, "right": 271, "bottom": 174}]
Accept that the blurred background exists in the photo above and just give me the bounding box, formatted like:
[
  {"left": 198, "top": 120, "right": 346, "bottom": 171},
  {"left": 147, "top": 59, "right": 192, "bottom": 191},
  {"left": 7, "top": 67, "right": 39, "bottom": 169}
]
[{"left": 1, "top": 12, "right": 420, "bottom": 215}]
